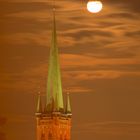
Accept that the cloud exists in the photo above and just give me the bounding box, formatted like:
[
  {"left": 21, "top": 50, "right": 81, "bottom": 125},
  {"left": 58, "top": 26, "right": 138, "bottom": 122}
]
[
  {"left": 73, "top": 121, "right": 140, "bottom": 135},
  {"left": 63, "top": 29, "right": 114, "bottom": 40},
  {"left": 106, "top": 12, "right": 138, "bottom": 19},
  {"left": 0, "top": 1, "right": 60, "bottom": 17},
  {"left": 60, "top": 54, "right": 140, "bottom": 68},
  {"left": 63, "top": 70, "right": 140, "bottom": 81},
  {"left": 63, "top": 86, "right": 92, "bottom": 94},
  {"left": 125, "top": 30, "right": 140, "bottom": 38}
]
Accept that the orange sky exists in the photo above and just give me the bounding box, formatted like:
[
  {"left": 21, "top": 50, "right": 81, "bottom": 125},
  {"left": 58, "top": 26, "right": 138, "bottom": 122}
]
[{"left": 0, "top": 0, "right": 140, "bottom": 140}]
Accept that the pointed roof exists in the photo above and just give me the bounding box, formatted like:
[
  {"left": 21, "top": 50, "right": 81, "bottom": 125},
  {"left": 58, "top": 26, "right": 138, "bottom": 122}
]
[
  {"left": 66, "top": 93, "right": 72, "bottom": 114},
  {"left": 36, "top": 92, "right": 42, "bottom": 114},
  {"left": 46, "top": 8, "right": 64, "bottom": 111}
]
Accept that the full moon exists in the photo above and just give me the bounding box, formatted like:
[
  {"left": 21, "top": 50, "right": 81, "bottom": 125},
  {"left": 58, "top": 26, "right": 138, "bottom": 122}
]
[{"left": 87, "top": 1, "right": 103, "bottom": 13}]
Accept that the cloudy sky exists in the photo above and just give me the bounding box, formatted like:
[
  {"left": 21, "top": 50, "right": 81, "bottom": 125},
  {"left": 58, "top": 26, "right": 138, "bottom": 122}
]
[{"left": 0, "top": 0, "right": 140, "bottom": 140}]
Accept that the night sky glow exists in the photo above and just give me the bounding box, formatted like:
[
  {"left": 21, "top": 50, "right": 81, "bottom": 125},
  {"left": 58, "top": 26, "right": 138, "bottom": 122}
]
[{"left": 0, "top": 0, "right": 140, "bottom": 140}]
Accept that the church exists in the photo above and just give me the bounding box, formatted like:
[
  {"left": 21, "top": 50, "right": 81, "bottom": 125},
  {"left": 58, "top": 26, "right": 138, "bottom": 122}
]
[{"left": 35, "top": 7, "right": 72, "bottom": 140}]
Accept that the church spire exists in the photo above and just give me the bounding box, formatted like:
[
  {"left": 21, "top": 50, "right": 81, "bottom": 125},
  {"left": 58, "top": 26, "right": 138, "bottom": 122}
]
[
  {"left": 46, "top": 4, "right": 64, "bottom": 112},
  {"left": 36, "top": 3, "right": 72, "bottom": 140}
]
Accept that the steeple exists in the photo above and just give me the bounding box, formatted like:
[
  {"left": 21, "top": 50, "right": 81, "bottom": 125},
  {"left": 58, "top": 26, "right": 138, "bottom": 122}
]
[
  {"left": 66, "top": 93, "right": 72, "bottom": 115},
  {"left": 36, "top": 3, "right": 72, "bottom": 140},
  {"left": 36, "top": 92, "right": 42, "bottom": 115},
  {"left": 46, "top": 6, "right": 64, "bottom": 112}
]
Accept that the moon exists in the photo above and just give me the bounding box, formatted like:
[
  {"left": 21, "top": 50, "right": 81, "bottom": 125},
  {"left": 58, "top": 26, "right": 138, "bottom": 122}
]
[{"left": 87, "top": 1, "right": 103, "bottom": 13}]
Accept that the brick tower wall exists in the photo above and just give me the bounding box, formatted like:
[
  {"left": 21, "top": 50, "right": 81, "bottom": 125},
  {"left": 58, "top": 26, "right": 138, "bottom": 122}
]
[{"left": 36, "top": 114, "right": 71, "bottom": 140}]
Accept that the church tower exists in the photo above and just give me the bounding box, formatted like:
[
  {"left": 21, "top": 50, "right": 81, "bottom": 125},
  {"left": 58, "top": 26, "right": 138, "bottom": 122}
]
[{"left": 35, "top": 5, "right": 72, "bottom": 140}]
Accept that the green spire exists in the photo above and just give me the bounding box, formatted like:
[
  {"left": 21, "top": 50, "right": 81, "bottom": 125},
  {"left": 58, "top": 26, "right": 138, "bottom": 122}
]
[
  {"left": 66, "top": 93, "right": 72, "bottom": 114},
  {"left": 36, "top": 92, "right": 42, "bottom": 114},
  {"left": 46, "top": 8, "right": 64, "bottom": 111}
]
